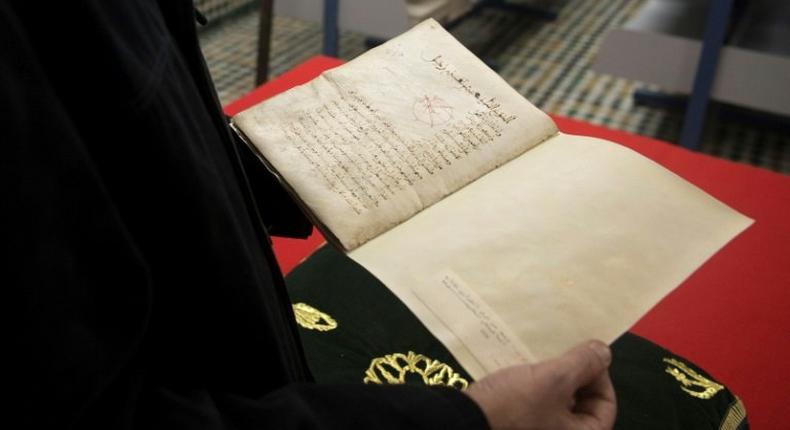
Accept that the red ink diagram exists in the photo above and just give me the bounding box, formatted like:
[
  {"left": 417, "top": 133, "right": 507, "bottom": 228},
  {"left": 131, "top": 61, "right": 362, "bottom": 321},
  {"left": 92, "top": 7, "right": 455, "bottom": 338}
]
[{"left": 413, "top": 95, "right": 453, "bottom": 127}]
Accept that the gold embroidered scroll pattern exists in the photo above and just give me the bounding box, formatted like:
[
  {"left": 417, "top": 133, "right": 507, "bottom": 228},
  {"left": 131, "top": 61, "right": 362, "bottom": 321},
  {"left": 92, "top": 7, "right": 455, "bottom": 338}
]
[
  {"left": 363, "top": 351, "right": 469, "bottom": 390},
  {"left": 292, "top": 303, "right": 338, "bottom": 332},
  {"left": 663, "top": 357, "right": 724, "bottom": 400}
]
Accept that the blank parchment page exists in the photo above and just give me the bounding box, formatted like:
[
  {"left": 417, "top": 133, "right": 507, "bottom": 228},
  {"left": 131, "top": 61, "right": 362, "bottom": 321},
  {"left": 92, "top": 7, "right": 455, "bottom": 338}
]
[
  {"left": 349, "top": 133, "right": 753, "bottom": 379},
  {"left": 233, "top": 19, "right": 556, "bottom": 250}
]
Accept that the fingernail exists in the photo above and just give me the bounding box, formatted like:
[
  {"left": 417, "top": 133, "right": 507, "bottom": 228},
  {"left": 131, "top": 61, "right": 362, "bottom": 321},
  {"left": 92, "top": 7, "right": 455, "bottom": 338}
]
[{"left": 589, "top": 341, "right": 612, "bottom": 366}]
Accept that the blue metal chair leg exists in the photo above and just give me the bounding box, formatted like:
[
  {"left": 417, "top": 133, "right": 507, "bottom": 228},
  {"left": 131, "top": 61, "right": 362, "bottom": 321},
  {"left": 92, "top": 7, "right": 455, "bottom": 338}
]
[
  {"left": 679, "top": 0, "right": 735, "bottom": 150},
  {"left": 322, "top": 0, "right": 340, "bottom": 57}
]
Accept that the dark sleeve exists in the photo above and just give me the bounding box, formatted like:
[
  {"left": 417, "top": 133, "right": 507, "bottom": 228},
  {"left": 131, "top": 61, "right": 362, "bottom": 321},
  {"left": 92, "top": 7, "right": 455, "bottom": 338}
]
[
  {"left": 2, "top": 4, "right": 486, "bottom": 429},
  {"left": 1, "top": 3, "right": 152, "bottom": 425},
  {"left": 141, "top": 383, "right": 488, "bottom": 429},
  {"left": 254, "top": 383, "right": 487, "bottom": 429},
  {"left": 231, "top": 129, "right": 313, "bottom": 239}
]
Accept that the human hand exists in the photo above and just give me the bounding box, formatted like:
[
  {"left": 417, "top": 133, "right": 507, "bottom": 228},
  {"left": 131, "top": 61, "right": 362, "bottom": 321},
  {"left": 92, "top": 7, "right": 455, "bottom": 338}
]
[{"left": 465, "top": 340, "right": 616, "bottom": 430}]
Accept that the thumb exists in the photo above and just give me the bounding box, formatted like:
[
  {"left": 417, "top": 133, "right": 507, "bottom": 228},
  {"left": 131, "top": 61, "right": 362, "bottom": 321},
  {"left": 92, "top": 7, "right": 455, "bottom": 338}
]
[{"left": 557, "top": 340, "right": 612, "bottom": 390}]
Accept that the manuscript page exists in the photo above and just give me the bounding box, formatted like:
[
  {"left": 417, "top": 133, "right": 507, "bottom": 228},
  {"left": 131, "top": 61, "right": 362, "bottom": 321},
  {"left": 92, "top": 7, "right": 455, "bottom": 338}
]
[
  {"left": 349, "top": 134, "right": 753, "bottom": 379},
  {"left": 233, "top": 19, "right": 557, "bottom": 250}
]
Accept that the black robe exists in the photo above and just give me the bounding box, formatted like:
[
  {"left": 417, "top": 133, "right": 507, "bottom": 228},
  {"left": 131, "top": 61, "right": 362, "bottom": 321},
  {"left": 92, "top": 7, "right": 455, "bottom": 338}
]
[{"left": 2, "top": 1, "right": 487, "bottom": 428}]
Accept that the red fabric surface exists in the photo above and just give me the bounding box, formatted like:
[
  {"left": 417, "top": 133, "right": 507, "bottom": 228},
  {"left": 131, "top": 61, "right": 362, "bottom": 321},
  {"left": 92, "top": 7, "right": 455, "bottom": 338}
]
[
  {"left": 225, "top": 56, "right": 790, "bottom": 429},
  {"left": 555, "top": 116, "right": 790, "bottom": 429}
]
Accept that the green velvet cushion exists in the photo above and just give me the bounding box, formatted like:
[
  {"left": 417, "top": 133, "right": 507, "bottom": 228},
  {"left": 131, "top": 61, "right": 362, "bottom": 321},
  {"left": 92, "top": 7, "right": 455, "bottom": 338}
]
[{"left": 286, "top": 245, "right": 747, "bottom": 430}]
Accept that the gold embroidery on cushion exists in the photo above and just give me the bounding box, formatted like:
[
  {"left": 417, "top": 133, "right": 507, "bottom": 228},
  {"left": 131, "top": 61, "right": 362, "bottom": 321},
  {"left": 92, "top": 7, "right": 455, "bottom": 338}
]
[
  {"left": 663, "top": 357, "right": 724, "bottom": 399},
  {"left": 719, "top": 397, "right": 747, "bottom": 430},
  {"left": 292, "top": 303, "right": 338, "bottom": 331},
  {"left": 363, "top": 351, "right": 469, "bottom": 390}
]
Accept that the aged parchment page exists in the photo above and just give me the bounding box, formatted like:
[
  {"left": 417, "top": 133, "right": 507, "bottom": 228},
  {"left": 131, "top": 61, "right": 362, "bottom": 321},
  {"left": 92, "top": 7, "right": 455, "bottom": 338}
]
[
  {"left": 350, "top": 133, "right": 753, "bottom": 379},
  {"left": 233, "top": 19, "right": 557, "bottom": 250}
]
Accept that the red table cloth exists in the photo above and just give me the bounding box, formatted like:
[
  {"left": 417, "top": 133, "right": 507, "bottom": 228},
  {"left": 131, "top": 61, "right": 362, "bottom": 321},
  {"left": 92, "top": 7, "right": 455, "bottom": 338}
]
[{"left": 224, "top": 56, "right": 790, "bottom": 429}]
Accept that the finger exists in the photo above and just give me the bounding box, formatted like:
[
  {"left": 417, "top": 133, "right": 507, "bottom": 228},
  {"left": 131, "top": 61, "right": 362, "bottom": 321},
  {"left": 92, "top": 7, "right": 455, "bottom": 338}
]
[
  {"left": 557, "top": 340, "right": 612, "bottom": 390},
  {"left": 572, "top": 370, "right": 617, "bottom": 430}
]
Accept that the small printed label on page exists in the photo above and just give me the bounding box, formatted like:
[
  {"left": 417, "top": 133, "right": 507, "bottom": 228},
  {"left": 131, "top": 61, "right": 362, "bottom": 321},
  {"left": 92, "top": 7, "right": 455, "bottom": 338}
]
[{"left": 412, "top": 271, "right": 534, "bottom": 373}]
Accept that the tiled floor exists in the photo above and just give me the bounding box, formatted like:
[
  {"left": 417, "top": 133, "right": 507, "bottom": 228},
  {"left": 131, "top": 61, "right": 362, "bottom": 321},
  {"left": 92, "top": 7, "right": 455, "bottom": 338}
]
[{"left": 199, "top": 1, "right": 789, "bottom": 173}]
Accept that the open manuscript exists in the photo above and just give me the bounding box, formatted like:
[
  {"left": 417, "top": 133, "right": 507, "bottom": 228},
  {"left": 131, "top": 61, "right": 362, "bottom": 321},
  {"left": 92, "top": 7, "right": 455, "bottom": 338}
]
[{"left": 231, "top": 19, "right": 753, "bottom": 379}]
